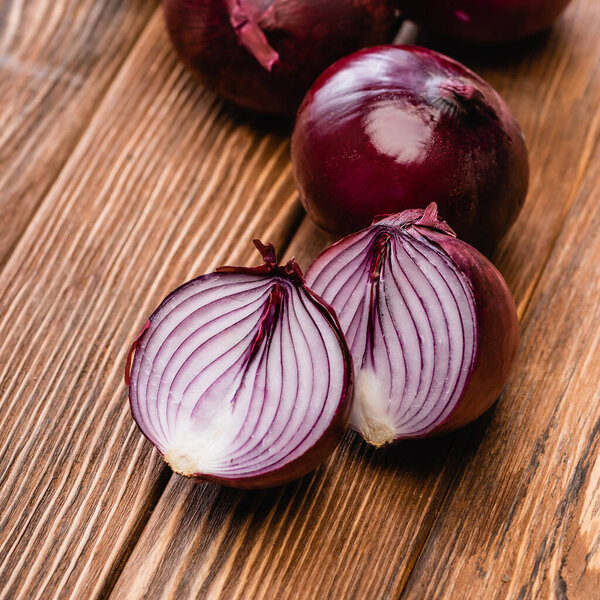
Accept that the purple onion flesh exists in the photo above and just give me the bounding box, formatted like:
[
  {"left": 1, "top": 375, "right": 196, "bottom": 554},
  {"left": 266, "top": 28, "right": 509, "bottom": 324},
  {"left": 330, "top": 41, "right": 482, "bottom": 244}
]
[
  {"left": 400, "top": 0, "right": 573, "bottom": 44},
  {"left": 306, "top": 204, "right": 519, "bottom": 445},
  {"left": 292, "top": 45, "right": 529, "bottom": 255},
  {"left": 126, "top": 241, "right": 352, "bottom": 488},
  {"left": 163, "top": 0, "right": 401, "bottom": 116}
]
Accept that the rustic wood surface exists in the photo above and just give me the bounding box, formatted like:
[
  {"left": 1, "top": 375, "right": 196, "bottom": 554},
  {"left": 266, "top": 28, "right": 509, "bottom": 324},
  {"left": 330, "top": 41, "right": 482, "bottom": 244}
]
[{"left": 0, "top": 0, "right": 598, "bottom": 598}]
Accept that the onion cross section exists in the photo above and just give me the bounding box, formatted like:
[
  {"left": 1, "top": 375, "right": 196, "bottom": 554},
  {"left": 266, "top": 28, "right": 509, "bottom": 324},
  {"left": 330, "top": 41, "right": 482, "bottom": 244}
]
[
  {"left": 306, "top": 204, "right": 519, "bottom": 445},
  {"left": 126, "top": 241, "right": 352, "bottom": 488}
]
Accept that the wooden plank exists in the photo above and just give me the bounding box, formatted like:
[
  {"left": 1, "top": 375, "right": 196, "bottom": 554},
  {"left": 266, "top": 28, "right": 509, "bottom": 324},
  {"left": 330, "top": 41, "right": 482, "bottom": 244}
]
[
  {"left": 0, "top": 0, "right": 158, "bottom": 269},
  {"left": 110, "top": 1, "right": 600, "bottom": 598},
  {"left": 0, "top": 11, "right": 302, "bottom": 599},
  {"left": 402, "top": 127, "right": 600, "bottom": 600},
  {"left": 110, "top": 407, "right": 464, "bottom": 600}
]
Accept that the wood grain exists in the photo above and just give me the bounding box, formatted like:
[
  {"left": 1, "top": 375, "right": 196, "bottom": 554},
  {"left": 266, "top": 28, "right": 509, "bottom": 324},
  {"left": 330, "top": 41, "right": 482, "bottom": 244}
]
[
  {"left": 1, "top": 0, "right": 599, "bottom": 598},
  {"left": 110, "top": 2, "right": 600, "bottom": 598},
  {"left": 0, "top": 11, "right": 301, "bottom": 600},
  {"left": 403, "top": 126, "right": 600, "bottom": 600},
  {"left": 0, "top": 0, "right": 158, "bottom": 268},
  {"left": 111, "top": 417, "right": 467, "bottom": 600}
]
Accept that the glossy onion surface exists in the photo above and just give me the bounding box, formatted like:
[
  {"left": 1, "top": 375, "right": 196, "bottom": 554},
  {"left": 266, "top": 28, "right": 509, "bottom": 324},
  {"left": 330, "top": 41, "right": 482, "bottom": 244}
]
[
  {"left": 163, "top": 0, "right": 401, "bottom": 116},
  {"left": 306, "top": 205, "right": 519, "bottom": 445},
  {"left": 127, "top": 242, "right": 352, "bottom": 488},
  {"left": 292, "top": 45, "right": 529, "bottom": 255},
  {"left": 400, "top": 0, "right": 572, "bottom": 44}
]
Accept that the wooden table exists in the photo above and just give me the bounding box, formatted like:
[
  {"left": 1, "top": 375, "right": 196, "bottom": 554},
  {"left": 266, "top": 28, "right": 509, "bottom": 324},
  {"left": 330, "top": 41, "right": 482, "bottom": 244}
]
[{"left": 1, "top": 1, "right": 599, "bottom": 598}]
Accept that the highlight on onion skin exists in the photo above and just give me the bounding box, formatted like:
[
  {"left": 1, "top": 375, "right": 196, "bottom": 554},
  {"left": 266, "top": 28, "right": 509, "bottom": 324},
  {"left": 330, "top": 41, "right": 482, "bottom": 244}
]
[
  {"left": 399, "top": 0, "right": 573, "bottom": 44},
  {"left": 163, "top": 0, "right": 401, "bottom": 116},
  {"left": 305, "top": 204, "right": 519, "bottom": 446},
  {"left": 292, "top": 45, "right": 529, "bottom": 256},
  {"left": 126, "top": 241, "right": 353, "bottom": 489}
]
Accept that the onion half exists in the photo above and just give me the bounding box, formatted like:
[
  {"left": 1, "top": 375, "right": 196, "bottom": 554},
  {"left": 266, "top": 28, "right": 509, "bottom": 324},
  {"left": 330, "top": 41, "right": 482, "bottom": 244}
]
[
  {"left": 306, "top": 205, "right": 519, "bottom": 445},
  {"left": 126, "top": 241, "right": 352, "bottom": 488},
  {"left": 163, "top": 0, "right": 401, "bottom": 116},
  {"left": 292, "top": 45, "right": 529, "bottom": 255}
]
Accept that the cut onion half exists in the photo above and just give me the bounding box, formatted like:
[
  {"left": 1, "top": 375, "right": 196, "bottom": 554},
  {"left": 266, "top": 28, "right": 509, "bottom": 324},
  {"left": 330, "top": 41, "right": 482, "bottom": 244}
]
[
  {"left": 126, "top": 241, "right": 352, "bottom": 488},
  {"left": 306, "top": 204, "right": 519, "bottom": 445}
]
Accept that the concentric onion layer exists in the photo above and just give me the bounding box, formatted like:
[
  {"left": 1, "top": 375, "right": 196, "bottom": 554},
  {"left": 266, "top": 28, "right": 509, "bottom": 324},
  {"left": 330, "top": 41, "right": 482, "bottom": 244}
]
[
  {"left": 306, "top": 225, "right": 477, "bottom": 444},
  {"left": 128, "top": 271, "right": 351, "bottom": 488}
]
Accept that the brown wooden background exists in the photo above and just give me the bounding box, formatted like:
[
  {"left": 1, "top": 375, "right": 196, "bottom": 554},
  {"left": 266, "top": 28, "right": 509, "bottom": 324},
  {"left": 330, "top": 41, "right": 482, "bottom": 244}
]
[{"left": 1, "top": 1, "right": 599, "bottom": 598}]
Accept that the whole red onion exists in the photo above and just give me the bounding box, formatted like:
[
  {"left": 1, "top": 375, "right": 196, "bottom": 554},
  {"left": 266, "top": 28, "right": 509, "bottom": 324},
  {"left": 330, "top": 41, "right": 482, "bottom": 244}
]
[
  {"left": 292, "top": 45, "right": 529, "bottom": 255},
  {"left": 306, "top": 204, "right": 519, "bottom": 445},
  {"left": 400, "top": 0, "right": 573, "bottom": 44},
  {"left": 163, "top": 0, "right": 401, "bottom": 116},
  {"left": 126, "top": 241, "right": 352, "bottom": 489}
]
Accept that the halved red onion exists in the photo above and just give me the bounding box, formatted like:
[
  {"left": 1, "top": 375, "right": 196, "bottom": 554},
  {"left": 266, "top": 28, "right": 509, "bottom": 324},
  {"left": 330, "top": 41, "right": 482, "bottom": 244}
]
[
  {"left": 306, "top": 204, "right": 519, "bottom": 445},
  {"left": 126, "top": 241, "right": 352, "bottom": 488}
]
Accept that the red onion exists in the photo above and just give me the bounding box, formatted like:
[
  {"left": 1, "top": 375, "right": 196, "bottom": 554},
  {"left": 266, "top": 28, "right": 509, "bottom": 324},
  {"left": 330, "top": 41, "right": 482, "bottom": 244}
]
[
  {"left": 291, "top": 45, "right": 529, "bottom": 255},
  {"left": 126, "top": 241, "right": 352, "bottom": 489},
  {"left": 163, "top": 0, "right": 401, "bottom": 116},
  {"left": 400, "top": 0, "right": 573, "bottom": 44},
  {"left": 305, "top": 204, "right": 519, "bottom": 445}
]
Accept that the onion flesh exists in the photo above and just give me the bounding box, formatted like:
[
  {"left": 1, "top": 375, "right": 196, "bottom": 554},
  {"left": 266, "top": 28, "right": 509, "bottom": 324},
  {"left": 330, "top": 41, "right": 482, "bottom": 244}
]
[
  {"left": 306, "top": 204, "right": 519, "bottom": 445},
  {"left": 127, "top": 241, "right": 352, "bottom": 488},
  {"left": 292, "top": 45, "right": 529, "bottom": 255},
  {"left": 162, "top": 0, "right": 402, "bottom": 116}
]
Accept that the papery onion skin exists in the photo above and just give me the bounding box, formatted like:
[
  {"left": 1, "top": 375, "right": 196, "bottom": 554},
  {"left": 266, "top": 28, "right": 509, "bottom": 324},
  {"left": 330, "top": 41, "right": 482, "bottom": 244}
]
[
  {"left": 163, "top": 0, "right": 401, "bottom": 116},
  {"left": 305, "top": 204, "right": 519, "bottom": 444},
  {"left": 292, "top": 45, "right": 529, "bottom": 255},
  {"left": 126, "top": 241, "right": 352, "bottom": 489},
  {"left": 400, "top": 0, "right": 572, "bottom": 44}
]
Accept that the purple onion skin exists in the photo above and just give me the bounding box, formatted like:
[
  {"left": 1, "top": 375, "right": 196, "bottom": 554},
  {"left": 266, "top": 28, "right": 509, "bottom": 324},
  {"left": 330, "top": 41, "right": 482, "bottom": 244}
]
[
  {"left": 126, "top": 242, "right": 353, "bottom": 489},
  {"left": 292, "top": 45, "right": 529, "bottom": 256},
  {"left": 163, "top": 0, "right": 401, "bottom": 117},
  {"left": 422, "top": 226, "right": 519, "bottom": 434},
  {"left": 400, "top": 0, "right": 572, "bottom": 44}
]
